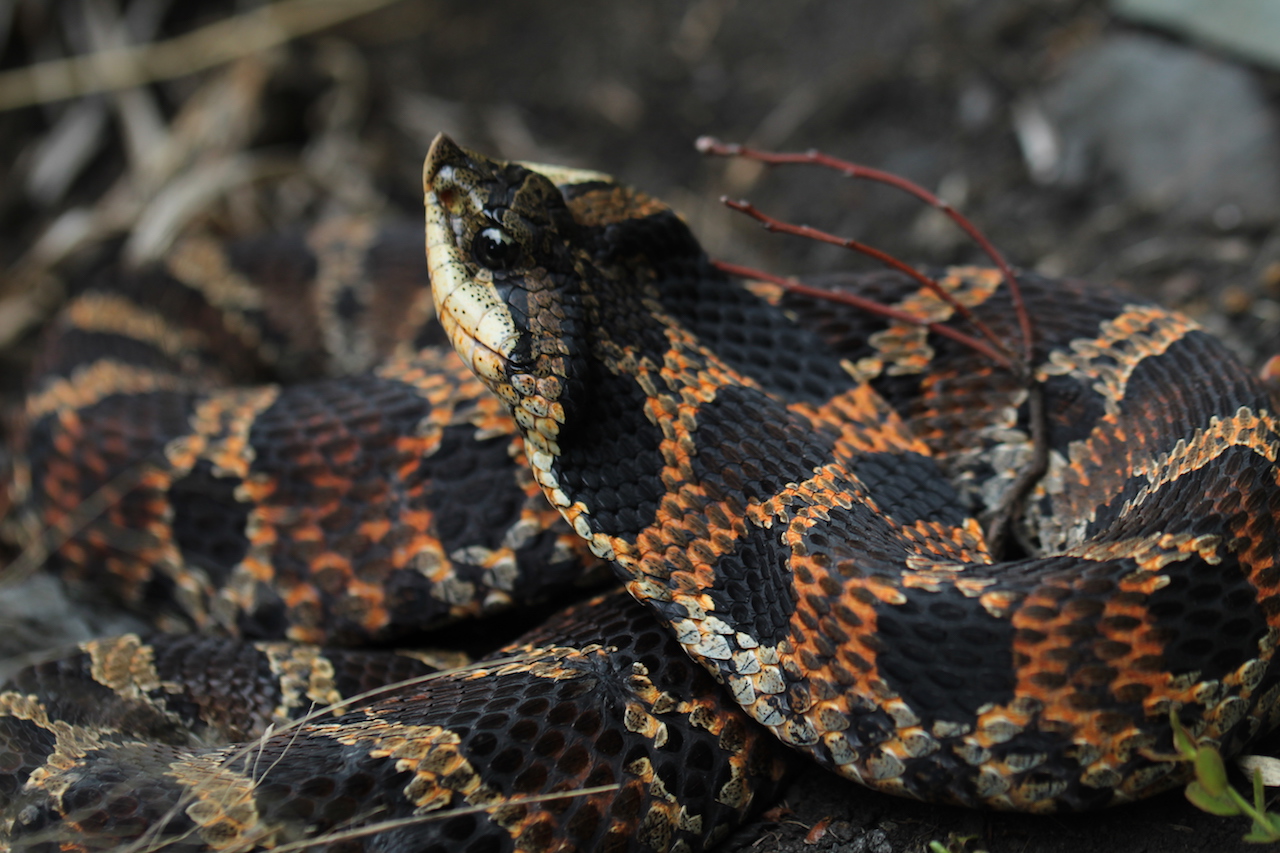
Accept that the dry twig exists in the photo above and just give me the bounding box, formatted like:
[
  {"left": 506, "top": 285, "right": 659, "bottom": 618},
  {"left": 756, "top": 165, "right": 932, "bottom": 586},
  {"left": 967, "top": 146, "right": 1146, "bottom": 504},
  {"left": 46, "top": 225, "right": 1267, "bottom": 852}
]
[{"left": 0, "top": 0, "right": 405, "bottom": 111}]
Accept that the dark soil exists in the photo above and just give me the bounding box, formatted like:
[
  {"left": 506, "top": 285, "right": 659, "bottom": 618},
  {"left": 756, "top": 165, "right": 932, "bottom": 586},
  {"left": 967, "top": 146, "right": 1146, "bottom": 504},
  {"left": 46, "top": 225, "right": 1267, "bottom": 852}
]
[{"left": 2, "top": 1, "right": 1279, "bottom": 851}]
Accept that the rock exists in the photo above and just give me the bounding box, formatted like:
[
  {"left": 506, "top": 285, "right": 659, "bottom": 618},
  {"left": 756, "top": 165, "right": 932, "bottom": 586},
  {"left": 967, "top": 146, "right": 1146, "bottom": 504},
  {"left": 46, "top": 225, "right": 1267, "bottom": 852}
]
[
  {"left": 1113, "top": 0, "right": 1280, "bottom": 71},
  {"left": 1037, "top": 33, "right": 1280, "bottom": 225}
]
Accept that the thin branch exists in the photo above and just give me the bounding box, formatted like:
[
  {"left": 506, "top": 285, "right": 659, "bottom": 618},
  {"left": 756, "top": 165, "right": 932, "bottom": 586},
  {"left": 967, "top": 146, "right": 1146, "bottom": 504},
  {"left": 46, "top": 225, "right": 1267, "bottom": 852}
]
[
  {"left": 266, "top": 785, "right": 624, "bottom": 853},
  {"left": 720, "top": 197, "right": 1017, "bottom": 372},
  {"left": 698, "top": 136, "right": 1034, "bottom": 365}
]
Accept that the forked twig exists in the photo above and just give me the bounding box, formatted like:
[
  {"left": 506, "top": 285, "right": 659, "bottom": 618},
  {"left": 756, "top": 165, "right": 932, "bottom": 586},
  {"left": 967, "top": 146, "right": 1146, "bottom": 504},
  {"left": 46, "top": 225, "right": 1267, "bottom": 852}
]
[
  {"left": 721, "top": 196, "right": 1018, "bottom": 371},
  {"left": 697, "top": 135, "right": 1035, "bottom": 366}
]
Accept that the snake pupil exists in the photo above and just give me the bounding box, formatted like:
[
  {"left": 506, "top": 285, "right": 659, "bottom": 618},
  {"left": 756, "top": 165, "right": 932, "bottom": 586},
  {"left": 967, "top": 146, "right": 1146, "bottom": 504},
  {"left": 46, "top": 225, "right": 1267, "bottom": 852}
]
[{"left": 472, "top": 226, "right": 521, "bottom": 270}]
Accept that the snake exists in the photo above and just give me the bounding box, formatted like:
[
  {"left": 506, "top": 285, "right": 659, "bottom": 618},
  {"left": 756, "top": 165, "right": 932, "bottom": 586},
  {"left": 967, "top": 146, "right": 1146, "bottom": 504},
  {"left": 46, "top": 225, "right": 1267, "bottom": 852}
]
[{"left": 3, "top": 133, "right": 1280, "bottom": 852}]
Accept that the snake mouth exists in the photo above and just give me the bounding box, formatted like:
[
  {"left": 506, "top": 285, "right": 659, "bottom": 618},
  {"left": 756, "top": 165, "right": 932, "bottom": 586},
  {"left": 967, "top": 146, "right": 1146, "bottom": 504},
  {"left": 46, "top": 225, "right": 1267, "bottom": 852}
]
[{"left": 423, "top": 134, "right": 526, "bottom": 398}]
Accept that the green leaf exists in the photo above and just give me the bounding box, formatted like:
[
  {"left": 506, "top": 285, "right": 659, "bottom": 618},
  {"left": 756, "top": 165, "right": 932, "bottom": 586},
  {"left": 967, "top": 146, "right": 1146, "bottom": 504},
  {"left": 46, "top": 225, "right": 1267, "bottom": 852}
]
[
  {"left": 1186, "top": 781, "right": 1242, "bottom": 816},
  {"left": 1196, "top": 746, "right": 1230, "bottom": 797},
  {"left": 1241, "top": 827, "right": 1280, "bottom": 844},
  {"left": 1242, "top": 808, "right": 1280, "bottom": 843},
  {"left": 1259, "top": 812, "right": 1280, "bottom": 837},
  {"left": 1171, "top": 712, "right": 1195, "bottom": 758}
]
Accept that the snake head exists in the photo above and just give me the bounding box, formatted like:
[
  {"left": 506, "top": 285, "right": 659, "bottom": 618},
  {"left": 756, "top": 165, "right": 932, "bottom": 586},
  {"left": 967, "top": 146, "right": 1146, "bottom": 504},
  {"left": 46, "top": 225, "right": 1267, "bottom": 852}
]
[{"left": 424, "top": 134, "right": 588, "bottom": 440}]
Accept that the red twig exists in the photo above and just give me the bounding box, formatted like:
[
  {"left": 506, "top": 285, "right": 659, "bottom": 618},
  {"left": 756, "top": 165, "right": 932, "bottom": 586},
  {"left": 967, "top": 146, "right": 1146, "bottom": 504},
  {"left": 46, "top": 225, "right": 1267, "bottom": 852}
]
[
  {"left": 721, "top": 197, "right": 1016, "bottom": 369},
  {"left": 697, "top": 136, "right": 1034, "bottom": 367},
  {"left": 713, "top": 259, "right": 1013, "bottom": 371}
]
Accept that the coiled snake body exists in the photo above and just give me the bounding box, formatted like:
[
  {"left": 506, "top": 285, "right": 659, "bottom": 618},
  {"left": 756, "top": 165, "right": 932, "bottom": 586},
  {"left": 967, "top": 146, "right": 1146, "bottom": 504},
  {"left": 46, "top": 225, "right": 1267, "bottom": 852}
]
[{"left": 3, "top": 135, "right": 1280, "bottom": 851}]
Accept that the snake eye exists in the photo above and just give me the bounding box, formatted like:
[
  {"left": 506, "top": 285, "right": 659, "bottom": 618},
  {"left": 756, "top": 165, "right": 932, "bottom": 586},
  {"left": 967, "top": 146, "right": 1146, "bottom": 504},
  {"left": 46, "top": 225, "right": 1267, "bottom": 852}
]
[{"left": 472, "top": 226, "right": 522, "bottom": 271}]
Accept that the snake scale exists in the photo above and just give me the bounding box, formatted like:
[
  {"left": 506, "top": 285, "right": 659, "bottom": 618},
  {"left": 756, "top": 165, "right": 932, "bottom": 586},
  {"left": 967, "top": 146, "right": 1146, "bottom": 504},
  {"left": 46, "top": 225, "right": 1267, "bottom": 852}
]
[{"left": 2, "top": 134, "right": 1280, "bottom": 852}]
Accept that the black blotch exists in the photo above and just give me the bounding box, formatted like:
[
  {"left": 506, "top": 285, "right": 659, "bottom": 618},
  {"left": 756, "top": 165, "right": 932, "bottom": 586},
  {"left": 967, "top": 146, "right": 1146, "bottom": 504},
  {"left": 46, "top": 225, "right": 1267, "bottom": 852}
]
[
  {"left": 34, "top": 328, "right": 185, "bottom": 381},
  {"left": 323, "top": 650, "right": 439, "bottom": 708},
  {"left": 656, "top": 267, "right": 859, "bottom": 406},
  {"left": 553, "top": 364, "right": 666, "bottom": 541},
  {"left": 169, "top": 459, "right": 251, "bottom": 588},
  {"left": 803, "top": 498, "right": 913, "bottom": 573},
  {"left": 1116, "top": 330, "right": 1270, "bottom": 437},
  {"left": 236, "top": 370, "right": 594, "bottom": 641},
  {"left": 869, "top": 372, "right": 927, "bottom": 420},
  {"left": 782, "top": 270, "right": 938, "bottom": 418},
  {"left": 1088, "top": 446, "right": 1271, "bottom": 544},
  {"left": 25, "top": 747, "right": 199, "bottom": 845},
  {"left": 422, "top": 422, "right": 528, "bottom": 554},
  {"left": 24, "top": 390, "right": 196, "bottom": 614},
  {"left": 595, "top": 210, "right": 702, "bottom": 264},
  {"left": 25, "top": 389, "right": 192, "bottom": 499},
  {"left": 785, "top": 271, "right": 914, "bottom": 329},
  {"left": 1146, "top": 550, "right": 1268, "bottom": 683},
  {"left": 874, "top": 583, "right": 1016, "bottom": 725},
  {"left": 702, "top": 522, "right": 799, "bottom": 648},
  {"left": 8, "top": 649, "right": 190, "bottom": 739},
  {"left": 236, "top": 589, "right": 290, "bottom": 639},
  {"left": 242, "top": 374, "right": 442, "bottom": 638},
  {"left": 1082, "top": 474, "right": 1147, "bottom": 542},
  {"left": 689, "top": 384, "right": 835, "bottom": 503},
  {"left": 851, "top": 451, "right": 969, "bottom": 528},
  {"left": 143, "top": 636, "right": 278, "bottom": 735}
]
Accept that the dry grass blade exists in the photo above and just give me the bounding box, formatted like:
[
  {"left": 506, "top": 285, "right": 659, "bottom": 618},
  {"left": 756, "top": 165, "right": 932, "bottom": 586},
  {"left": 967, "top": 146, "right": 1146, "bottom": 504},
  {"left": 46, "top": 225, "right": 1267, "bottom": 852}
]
[
  {"left": 0, "top": 0, "right": 407, "bottom": 112},
  {"left": 98, "top": 652, "right": 542, "bottom": 853},
  {"left": 267, "top": 785, "right": 624, "bottom": 853}
]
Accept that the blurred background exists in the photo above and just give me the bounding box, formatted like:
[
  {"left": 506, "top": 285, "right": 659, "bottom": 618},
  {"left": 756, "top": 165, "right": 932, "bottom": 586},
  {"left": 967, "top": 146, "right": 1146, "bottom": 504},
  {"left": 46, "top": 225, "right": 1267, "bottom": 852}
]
[{"left": 0, "top": 1, "right": 1277, "bottom": 850}]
